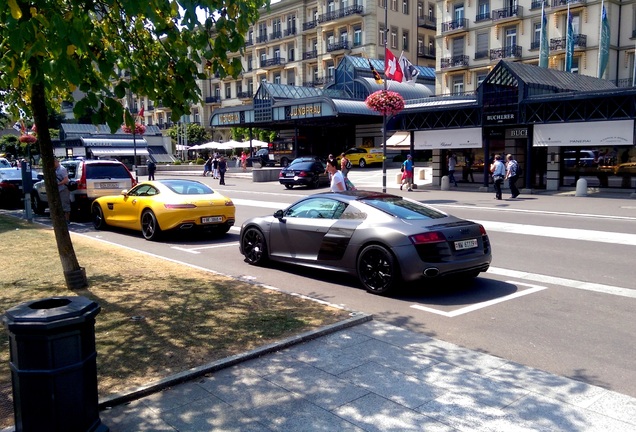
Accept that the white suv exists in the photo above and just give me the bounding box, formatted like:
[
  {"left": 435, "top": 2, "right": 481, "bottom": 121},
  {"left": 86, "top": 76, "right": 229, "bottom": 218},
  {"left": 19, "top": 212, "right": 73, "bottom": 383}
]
[{"left": 31, "top": 159, "right": 136, "bottom": 217}]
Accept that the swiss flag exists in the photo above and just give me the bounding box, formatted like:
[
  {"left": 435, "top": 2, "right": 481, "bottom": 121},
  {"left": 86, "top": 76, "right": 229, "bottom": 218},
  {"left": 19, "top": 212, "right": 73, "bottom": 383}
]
[
  {"left": 384, "top": 48, "right": 403, "bottom": 82},
  {"left": 138, "top": 106, "right": 145, "bottom": 118}
]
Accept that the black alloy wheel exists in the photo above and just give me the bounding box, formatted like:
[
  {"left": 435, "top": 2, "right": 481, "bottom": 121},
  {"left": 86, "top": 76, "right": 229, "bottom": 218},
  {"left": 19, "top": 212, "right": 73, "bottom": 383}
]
[
  {"left": 92, "top": 204, "right": 108, "bottom": 230},
  {"left": 357, "top": 244, "right": 397, "bottom": 295},
  {"left": 141, "top": 210, "right": 162, "bottom": 241},
  {"left": 241, "top": 227, "right": 268, "bottom": 265}
]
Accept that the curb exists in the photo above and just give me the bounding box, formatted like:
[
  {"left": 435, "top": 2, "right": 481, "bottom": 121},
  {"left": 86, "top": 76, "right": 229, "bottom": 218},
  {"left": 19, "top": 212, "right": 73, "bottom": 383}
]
[{"left": 98, "top": 312, "right": 372, "bottom": 410}]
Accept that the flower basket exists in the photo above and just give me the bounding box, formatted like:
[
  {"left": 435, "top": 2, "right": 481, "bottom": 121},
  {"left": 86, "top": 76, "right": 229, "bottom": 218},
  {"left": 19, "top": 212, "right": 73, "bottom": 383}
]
[
  {"left": 365, "top": 90, "right": 405, "bottom": 116},
  {"left": 19, "top": 134, "right": 37, "bottom": 144},
  {"left": 122, "top": 124, "right": 146, "bottom": 135}
]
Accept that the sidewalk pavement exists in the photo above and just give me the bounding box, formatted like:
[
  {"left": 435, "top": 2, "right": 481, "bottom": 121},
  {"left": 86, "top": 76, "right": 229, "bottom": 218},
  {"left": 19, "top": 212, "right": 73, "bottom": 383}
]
[{"left": 96, "top": 317, "right": 636, "bottom": 431}]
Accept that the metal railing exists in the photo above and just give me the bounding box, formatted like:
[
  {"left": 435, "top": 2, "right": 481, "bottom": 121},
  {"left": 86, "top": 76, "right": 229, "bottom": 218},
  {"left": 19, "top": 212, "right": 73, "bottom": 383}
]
[
  {"left": 317, "top": 5, "right": 364, "bottom": 24},
  {"left": 440, "top": 55, "right": 469, "bottom": 69},
  {"left": 441, "top": 18, "right": 469, "bottom": 33}
]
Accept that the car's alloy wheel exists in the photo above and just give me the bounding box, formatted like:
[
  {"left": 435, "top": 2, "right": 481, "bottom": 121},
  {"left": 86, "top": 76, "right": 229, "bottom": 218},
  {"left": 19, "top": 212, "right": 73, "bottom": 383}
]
[
  {"left": 30, "top": 193, "right": 46, "bottom": 215},
  {"left": 357, "top": 244, "right": 397, "bottom": 294},
  {"left": 141, "top": 210, "right": 162, "bottom": 241},
  {"left": 242, "top": 227, "right": 268, "bottom": 265},
  {"left": 359, "top": 159, "right": 366, "bottom": 168},
  {"left": 92, "top": 204, "right": 108, "bottom": 230}
]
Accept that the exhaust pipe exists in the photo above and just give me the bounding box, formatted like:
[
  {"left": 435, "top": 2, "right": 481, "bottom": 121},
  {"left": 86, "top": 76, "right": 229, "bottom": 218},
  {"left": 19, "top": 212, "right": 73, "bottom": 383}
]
[
  {"left": 180, "top": 224, "right": 194, "bottom": 230},
  {"left": 423, "top": 267, "right": 439, "bottom": 277}
]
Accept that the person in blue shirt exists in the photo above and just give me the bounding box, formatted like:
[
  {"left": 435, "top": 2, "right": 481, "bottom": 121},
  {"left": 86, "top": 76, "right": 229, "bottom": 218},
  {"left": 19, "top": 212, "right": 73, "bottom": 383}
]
[
  {"left": 491, "top": 154, "right": 506, "bottom": 200},
  {"left": 400, "top": 154, "right": 414, "bottom": 191}
]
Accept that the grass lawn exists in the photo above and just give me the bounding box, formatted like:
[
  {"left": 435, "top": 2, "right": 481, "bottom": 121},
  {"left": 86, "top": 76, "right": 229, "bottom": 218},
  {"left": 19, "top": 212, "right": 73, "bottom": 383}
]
[{"left": 0, "top": 214, "right": 351, "bottom": 429}]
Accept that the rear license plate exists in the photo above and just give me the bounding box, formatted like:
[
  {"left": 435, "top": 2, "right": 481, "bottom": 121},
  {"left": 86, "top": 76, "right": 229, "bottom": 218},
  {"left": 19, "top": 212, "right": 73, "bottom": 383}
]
[
  {"left": 454, "top": 239, "right": 478, "bottom": 250},
  {"left": 201, "top": 216, "right": 223, "bottom": 224},
  {"left": 285, "top": 173, "right": 295, "bottom": 177},
  {"left": 98, "top": 182, "right": 119, "bottom": 189}
]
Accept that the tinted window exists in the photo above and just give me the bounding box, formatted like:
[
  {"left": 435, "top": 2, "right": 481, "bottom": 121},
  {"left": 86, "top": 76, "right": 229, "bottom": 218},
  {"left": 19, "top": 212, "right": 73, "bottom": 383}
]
[
  {"left": 361, "top": 197, "right": 447, "bottom": 220},
  {"left": 129, "top": 184, "right": 158, "bottom": 196},
  {"left": 162, "top": 180, "right": 213, "bottom": 195},
  {"left": 85, "top": 163, "right": 131, "bottom": 179},
  {"left": 285, "top": 197, "right": 346, "bottom": 219},
  {"left": 288, "top": 162, "right": 315, "bottom": 171}
]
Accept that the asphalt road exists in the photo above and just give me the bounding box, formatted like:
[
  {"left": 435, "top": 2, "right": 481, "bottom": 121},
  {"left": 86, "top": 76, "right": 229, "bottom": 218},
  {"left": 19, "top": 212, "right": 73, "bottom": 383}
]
[{"left": 19, "top": 169, "right": 636, "bottom": 399}]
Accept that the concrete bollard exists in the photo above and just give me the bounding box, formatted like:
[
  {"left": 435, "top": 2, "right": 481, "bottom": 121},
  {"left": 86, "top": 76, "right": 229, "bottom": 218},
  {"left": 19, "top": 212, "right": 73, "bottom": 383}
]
[
  {"left": 575, "top": 178, "right": 588, "bottom": 197},
  {"left": 441, "top": 175, "right": 450, "bottom": 190},
  {"left": 418, "top": 168, "right": 426, "bottom": 180}
]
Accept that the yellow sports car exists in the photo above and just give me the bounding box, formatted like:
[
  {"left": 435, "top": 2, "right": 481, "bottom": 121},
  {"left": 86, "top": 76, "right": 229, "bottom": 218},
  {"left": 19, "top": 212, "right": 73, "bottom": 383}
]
[
  {"left": 339, "top": 147, "right": 384, "bottom": 168},
  {"left": 91, "top": 179, "right": 235, "bottom": 240}
]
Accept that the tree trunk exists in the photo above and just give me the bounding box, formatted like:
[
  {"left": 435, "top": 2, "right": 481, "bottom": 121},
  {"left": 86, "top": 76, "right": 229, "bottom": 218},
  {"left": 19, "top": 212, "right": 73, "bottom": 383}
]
[{"left": 30, "top": 70, "right": 87, "bottom": 289}]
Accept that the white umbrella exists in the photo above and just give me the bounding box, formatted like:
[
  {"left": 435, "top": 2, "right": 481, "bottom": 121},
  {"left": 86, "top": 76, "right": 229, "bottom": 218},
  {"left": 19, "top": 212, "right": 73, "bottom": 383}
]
[
  {"left": 214, "top": 142, "right": 234, "bottom": 150},
  {"left": 225, "top": 139, "right": 245, "bottom": 149},
  {"left": 200, "top": 141, "right": 222, "bottom": 149},
  {"left": 245, "top": 139, "right": 269, "bottom": 148}
]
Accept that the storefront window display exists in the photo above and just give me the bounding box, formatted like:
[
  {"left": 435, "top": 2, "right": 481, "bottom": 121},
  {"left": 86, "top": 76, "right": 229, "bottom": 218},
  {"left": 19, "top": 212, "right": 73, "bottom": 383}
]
[{"left": 561, "top": 146, "right": 636, "bottom": 188}]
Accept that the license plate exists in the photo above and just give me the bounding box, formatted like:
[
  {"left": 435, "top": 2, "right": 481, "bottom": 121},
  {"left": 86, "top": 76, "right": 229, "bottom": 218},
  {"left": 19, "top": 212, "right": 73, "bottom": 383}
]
[
  {"left": 454, "top": 239, "right": 478, "bottom": 250},
  {"left": 201, "top": 216, "right": 223, "bottom": 224},
  {"left": 98, "top": 182, "right": 119, "bottom": 189},
  {"left": 285, "top": 173, "right": 295, "bottom": 177}
]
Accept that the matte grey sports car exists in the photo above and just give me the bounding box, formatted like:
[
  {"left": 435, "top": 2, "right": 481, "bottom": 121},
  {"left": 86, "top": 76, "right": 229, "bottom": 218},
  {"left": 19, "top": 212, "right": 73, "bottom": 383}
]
[{"left": 239, "top": 190, "right": 492, "bottom": 295}]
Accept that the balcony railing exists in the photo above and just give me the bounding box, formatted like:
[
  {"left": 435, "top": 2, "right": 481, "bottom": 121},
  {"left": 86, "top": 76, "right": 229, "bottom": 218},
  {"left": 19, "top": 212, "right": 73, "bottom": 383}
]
[
  {"left": 614, "top": 79, "right": 635, "bottom": 88},
  {"left": 303, "top": 76, "right": 328, "bottom": 87},
  {"left": 245, "top": 38, "right": 253, "bottom": 47},
  {"left": 417, "top": 46, "right": 435, "bottom": 58},
  {"left": 475, "top": 12, "right": 491, "bottom": 22},
  {"left": 327, "top": 40, "right": 350, "bottom": 52},
  {"left": 440, "top": 55, "right": 469, "bottom": 69},
  {"left": 490, "top": 45, "right": 522, "bottom": 60},
  {"left": 147, "top": 105, "right": 154, "bottom": 111},
  {"left": 237, "top": 92, "right": 253, "bottom": 99},
  {"left": 284, "top": 27, "right": 297, "bottom": 37},
  {"left": 417, "top": 16, "right": 436, "bottom": 29},
  {"left": 260, "top": 57, "right": 286, "bottom": 68},
  {"left": 552, "top": 0, "right": 585, "bottom": 7},
  {"left": 270, "top": 30, "right": 282, "bottom": 40},
  {"left": 474, "top": 50, "right": 489, "bottom": 60},
  {"left": 303, "top": 50, "right": 318, "bottom": 60},
  {"left": 205, "top": 96, "right": 221, "bottom": 104},
  {"left": 441, "top": 18, "right": 469, "bottom": 33},
  {"left": 317, "top": 5, "right": 364, "bottom": 24},
  {"left": 492, "top": 6, "right": 523, "bottom": 21},
  {"left": 530, "top": 0, "right": 547, "bottom": 10},
  {"left": 303, "top": 20, "right": 317, "bottom": 31},
  {"left": 550, "top": 34, "right": 587, "bottom": 50},
  {"left": 256, "top": 34, "right": 268, "bottom": 43},
  {"left": 530, "top": 40, "right": 540, "bottom": 50}
]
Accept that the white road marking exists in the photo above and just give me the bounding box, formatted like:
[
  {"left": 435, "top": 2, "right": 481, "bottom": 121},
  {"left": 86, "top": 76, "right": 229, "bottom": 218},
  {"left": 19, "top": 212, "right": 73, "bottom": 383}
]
[
  {"left": 410, "top": 282, "right": 547, "bottom": 317},
  {"left": 433, "top": 203, "right": 636, "bottom": 221},
  {"left": 488, "top": 267, "right": 636, "bottom": 299},
  {"left": 172, "top": 242, "right": 240, "bottom": 254},
  {"left": 232, "top": 198, "right": 286, "bottom": 209},
  {"left": 474, "top": 220, "right": 636, "bottom": 246}
]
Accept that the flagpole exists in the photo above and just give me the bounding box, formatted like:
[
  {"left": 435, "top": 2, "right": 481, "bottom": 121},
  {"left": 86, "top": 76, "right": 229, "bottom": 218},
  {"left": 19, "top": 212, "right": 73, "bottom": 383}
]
[
  {"left": 598, "top": 0, "right": 604, "bottom": 78},
  {"left": 382, "top": 0, "right": 388, "bottom": 193}
]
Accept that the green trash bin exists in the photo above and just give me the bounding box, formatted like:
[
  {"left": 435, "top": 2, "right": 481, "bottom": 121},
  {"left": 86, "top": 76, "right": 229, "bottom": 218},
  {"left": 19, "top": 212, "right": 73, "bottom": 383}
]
[{"left": 2, "top": 296, "right": 108, "bottom": 432}]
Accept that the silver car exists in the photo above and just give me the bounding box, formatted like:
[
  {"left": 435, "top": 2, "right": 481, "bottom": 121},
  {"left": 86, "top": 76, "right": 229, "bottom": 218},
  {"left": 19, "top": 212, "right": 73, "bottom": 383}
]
[{"left": 239, "top": 190, "right": 492, "bottom": 295}]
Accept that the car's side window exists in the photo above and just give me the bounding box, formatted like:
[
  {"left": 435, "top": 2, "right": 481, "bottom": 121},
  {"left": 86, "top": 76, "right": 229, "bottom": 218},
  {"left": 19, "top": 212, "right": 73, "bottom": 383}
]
[
  {"left": 130, "top": 185, "right": 153, "bottom": 196},
  {"left": 285, "top": 198, "right": 347, "bottom": 219}
]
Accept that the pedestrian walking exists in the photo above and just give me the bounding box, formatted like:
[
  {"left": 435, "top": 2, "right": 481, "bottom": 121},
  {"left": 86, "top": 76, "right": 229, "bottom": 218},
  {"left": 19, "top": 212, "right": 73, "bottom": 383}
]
[
  {"left": 326, "top": 159, "right": 345, "bottom": 192},
  {"left": 491, "top": 154, "right": 506, "bottom": 200},
  {"left": 506, "top": 154, "right": 520, "bottom": 198},
  {"left": 340, "top": 153, "right": 351, "bottom": 178},
  {"left": 241, "top": 152, "right": 247, "bottom": 172},
  {"left": 212, "top": 156, "right": 219, "bottom": 179},
  {"left": 203, "top": 156, "right": 213, "bottom": 176},
  {"left": 464, "top": 151, "right": 475, "bottom": 183},
  {"left": 218, "top": 156, "right": 227, "bottom": 185},
  {"left": 400, "top": 154, "right": 414, "bottom": 191},
  {"left": 147, "top": 159, "right": 156, "bottom": 181},
  {"left": 447, "top": 152, "right": 458, "bottom": 187}
]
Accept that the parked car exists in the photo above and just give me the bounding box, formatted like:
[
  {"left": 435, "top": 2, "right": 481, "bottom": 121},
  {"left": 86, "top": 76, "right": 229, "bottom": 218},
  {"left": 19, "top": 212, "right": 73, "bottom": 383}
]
[
  {"left": 278, "top": 159, "right": 329, "bottom": 189},
  {"left": 247, "top": 148, "right": 274, "bottom": 167},
  {"left": 0, "top": 167, "right": 42, "bottom": 209},
  {"left": 31, "top": 159, "right": 136, "bottom": 217},
  {"left": 92, "top": 179, "right": 235, "bottom": 240},
  {"left": 338, "top": 147, "right": 383, "bottom": 168},
  {"left": 0, "top": 158, "right": 11, "bottom": 168},
  {"left": 239, "top": 190, "right": 492, "bottom": 295},
  {"left": 563, "top": 150, "right": 598, "bottom": 169}
]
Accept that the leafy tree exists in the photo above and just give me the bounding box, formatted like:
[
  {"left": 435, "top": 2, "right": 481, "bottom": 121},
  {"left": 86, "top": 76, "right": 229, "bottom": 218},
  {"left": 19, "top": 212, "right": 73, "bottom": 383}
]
[
  {"left": 168, "top": 123, "right": 209, "bottom": 146},
  {"left": 1, "top": 0, "right": 269, "bottom": 288},
  {"left": 231, "top": 127, "right": 276, "bottom": 142}
]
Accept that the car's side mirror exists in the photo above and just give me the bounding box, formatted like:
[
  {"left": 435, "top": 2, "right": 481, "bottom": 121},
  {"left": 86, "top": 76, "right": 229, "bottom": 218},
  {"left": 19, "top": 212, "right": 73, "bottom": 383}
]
[
  {"left": 274, "top": 209, "right": 284, "bottom": 219},
  {"left": 121, "top": 190, "right": 129, "bottom": 196}
]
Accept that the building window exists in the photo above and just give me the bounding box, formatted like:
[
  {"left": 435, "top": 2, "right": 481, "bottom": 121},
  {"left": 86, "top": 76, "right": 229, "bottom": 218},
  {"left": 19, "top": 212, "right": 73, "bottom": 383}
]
[
  {"left": 418, "top": 2, "right": 423, "bottom": 17},
  {"left": 215, "top": 87, "right": 221, "bottom": 98},
  {"left": 287, "top": 70, "right": 295, "bottom": 86},
  {"left": 429, "top": 4, "right": 434, "bottom": 19},
  {"left": 454, "top": 4, "right": 464, "bottom": 21},
  {"left": 452, "top": 75, "right": 464, "bottom": 94},
  {"left": 327, "top": 0, "right": 335, "bottom": 12},
  {"left": 402, "top": 30, "right": 409, "bottom": 51},
  {"left": 402, "top": 0, "right": 409, "bottom": 14},
  {"left": 533, "top": 21, "right": 541, "bottom": 48},
  {"left": 225, "top": 85, "right": 231, "bottom": 99},
  {"left": 247, "top": 55, "right": 253, "bottom": 71},
  {"left": 418, "top": 37, "right": 424, "bottom": 54},
  {"left": 378, "top": 0, "right": 386, "bottom": 8},
  {"left": 236, "top": 83, "right": 242, "bottom": 95},
  {"left": 327, "top": 64, "right": 335, "bottom": 80},
  {"left": 248, "top": 81, "right": 254, "bottom": 95},
  {"left": 193, "top": 109, "right": 200, "bottom": 124},
  {"left": 340, "top": 30, "right": 348, "bottom": 44},
  {"left": 354, "top": 27, "right": 362, "bottom": 46},
  {"left": 274, "top": 74, "right": 281, "bottom": 84},
  {"left": 379, "top": 24, "right": 386, "bottom": 46},
  {"left": 570, "top": 56, "right": 579, "bottom": 74},
  {"left": 475, "top": 31, "right": 489, "bottom": 59},
  {"left": 391, "top": 0, "right": 398, "bottom": 11},
  {"left": 476, "top": 72, "right": 488, "bottom": 87},
  {"left": 288, "top": 47, "right": 295, "bottom": 61},
  {"left": 391, "top": 27, "right": 398, "bottom": 49}
]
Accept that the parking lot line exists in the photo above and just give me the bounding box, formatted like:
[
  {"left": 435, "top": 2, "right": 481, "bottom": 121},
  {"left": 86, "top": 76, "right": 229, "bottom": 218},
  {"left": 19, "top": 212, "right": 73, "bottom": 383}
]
[{"left": 410, "top": 282, "right": 547, "bottom": 317}]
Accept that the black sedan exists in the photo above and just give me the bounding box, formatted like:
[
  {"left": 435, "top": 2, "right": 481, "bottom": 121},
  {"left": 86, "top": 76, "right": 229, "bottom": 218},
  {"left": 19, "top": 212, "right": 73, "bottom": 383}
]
[
  {"left": 239, "top": 190, "right": 492, "bottom": 295},
  {"left": 0, "top": 167, "right": 41, "bottom": 209},
  {"left": 278, "top": 160, "right": 329, "bottom": 189}
]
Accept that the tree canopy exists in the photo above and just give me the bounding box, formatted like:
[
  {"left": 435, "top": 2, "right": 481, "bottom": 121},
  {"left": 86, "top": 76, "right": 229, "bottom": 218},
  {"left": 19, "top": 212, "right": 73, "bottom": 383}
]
[{"left": 0, "top": 0, "right": 269, "bottom": 288}]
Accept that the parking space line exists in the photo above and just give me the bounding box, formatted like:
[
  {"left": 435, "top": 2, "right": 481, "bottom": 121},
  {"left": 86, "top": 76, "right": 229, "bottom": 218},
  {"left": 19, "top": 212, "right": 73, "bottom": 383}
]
[
  {"left": 172, "top": 242, "right": 240, "bottom": 254},
  {"left": 410, "top": 282, "right": 547, "bottom": 317}
]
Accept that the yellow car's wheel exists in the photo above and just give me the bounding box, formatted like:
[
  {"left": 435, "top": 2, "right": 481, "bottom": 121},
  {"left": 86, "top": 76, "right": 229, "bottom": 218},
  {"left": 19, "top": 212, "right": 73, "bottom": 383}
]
[{"left": 141, "top": 210, "right": 162, "bottom": 241}]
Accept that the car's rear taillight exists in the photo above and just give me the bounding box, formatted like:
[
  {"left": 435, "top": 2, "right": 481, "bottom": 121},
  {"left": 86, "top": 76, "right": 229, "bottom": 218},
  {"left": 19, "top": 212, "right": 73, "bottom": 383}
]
[
  {"left": 279, "top": 171, "right": 284, "bottom": 178},
  {"left": 410, "top": 232, "right": 446, "bottom": 244},
  {"left": 479, "top": 224, "right": 487, "bottom": 236},
  {"left": 164, "top": 203, "right": 197, "bottom": 209},
  {"left": 297, "top": 171, "right": 309, "bottom": 177}
]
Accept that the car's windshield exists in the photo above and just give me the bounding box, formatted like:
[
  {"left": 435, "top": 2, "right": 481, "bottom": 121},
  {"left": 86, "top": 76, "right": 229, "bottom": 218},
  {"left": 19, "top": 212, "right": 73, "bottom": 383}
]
[
  {"left": 361, "top": 197, "right": 447, "bottom": 220},
  {"left": 0, "top": 159, "right": 10, "bottom": 168},
  {"left": 161, "top": 180, "right": 214, "bottom": 195},
  {"left": 288, "top": 161, "right": 318, "bottom": 170}
]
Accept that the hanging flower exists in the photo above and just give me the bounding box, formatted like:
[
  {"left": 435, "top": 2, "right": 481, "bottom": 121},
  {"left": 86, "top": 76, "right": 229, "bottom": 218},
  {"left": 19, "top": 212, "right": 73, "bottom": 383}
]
[
  {"left": 19, "top": 134, "right": 37, "bottom": 144},
  {"left": 365, "top": 90, "right": 405, "bottom": 116},
  {"left": 122, "top": 123, "right": 146, "bottom": 135}
]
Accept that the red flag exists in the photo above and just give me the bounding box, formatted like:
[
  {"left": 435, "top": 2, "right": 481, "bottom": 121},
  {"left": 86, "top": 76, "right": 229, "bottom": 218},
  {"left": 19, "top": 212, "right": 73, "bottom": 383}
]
[
  {"left": 138, "top": 106, "right": 144, "bottom": 118},
  {"left": 385, "top": 48, "right": 403, "bottom": 82}
]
